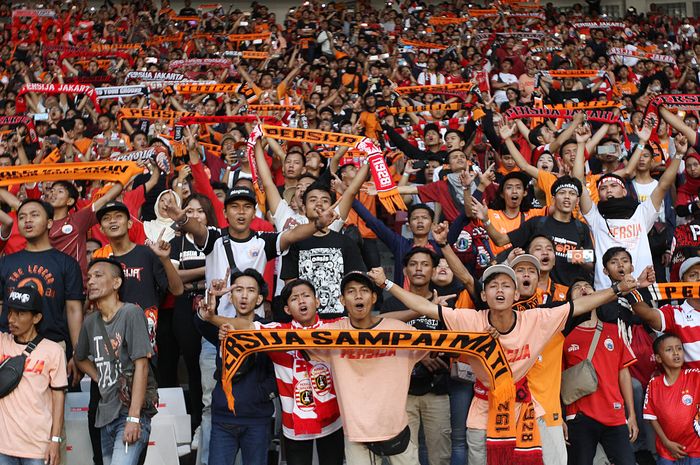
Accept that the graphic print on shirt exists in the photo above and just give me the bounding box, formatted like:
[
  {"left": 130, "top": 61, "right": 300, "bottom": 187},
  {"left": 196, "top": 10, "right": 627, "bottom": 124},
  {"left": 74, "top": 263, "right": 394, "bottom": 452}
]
[
  {"left": 298, "top": 247, "right": 344, "bottom": 316},
  {"left": 93, "top": 333, "right": 122, "bottom": 391}
]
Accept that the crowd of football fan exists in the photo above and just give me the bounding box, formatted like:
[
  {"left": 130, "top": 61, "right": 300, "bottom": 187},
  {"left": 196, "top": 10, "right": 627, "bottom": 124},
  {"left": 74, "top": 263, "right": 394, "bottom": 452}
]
[{"left": 1, "top": 1, "right": 700, "bottom": 465}]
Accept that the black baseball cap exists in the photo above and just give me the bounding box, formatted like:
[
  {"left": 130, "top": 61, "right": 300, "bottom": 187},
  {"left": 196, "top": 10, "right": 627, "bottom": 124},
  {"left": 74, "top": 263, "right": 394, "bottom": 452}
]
[
  {"left": 96, "top": 201, "right": 131, "bottom": 222},
  {"left": 7, "top": 284, "right": 42, "bottom": 314},
  {"left": 340, "top": 271, "right": 378, "bottom": 294},
  {"left": 224, "top": 186, "right": 257, "bottom": 206}
]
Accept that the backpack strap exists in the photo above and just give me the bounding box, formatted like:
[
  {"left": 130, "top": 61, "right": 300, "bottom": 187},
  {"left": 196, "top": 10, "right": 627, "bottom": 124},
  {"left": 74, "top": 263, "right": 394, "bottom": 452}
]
[
  {"left": 220, "top": 229, "right": 240, "bottom": 284},
  {"left": 23, "top": 333, "right": 44, "bottom": 356}
]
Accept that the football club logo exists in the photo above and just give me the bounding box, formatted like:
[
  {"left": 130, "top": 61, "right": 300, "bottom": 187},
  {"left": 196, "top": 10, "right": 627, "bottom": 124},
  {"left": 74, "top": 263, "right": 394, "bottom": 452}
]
[
  {"left": 310, "top": 365, "right": 331, "bottom": 395},
  {"left": 683, "top": 393, "right": 693, "bottom": 406},
  {"left": 604, "top": 337, "right": 614, "bottom": 351},
  {"left": 294, "top": 378, "right": 314, "bottom": 411}
]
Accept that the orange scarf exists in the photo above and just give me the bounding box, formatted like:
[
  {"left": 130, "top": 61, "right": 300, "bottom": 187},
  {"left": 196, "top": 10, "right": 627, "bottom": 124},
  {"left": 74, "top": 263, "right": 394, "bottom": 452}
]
[
  {"left": 221, "top": 329, "right": 513, "bottom": 413},
  {"left": 400, "top": 38, "right": 447, "bottom": 50},
  {"left": 395, "top": 82, "right": 474, "bottom": 95},
  {"left": 0, "top": 161, "right": 142, "bottom": 186}
]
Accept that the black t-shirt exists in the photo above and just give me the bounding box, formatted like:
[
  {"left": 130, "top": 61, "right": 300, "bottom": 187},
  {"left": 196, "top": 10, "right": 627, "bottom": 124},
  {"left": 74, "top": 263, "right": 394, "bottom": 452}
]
[
  {"left": 111, "top": 245, "right": 169, "bottom": 346},
  {"left": 170, "top": 234, "right": 206, "bottom": 271},
  {"left": 507, "top": 216, "right": 594, "bottom": 286},
  {"left": 0, "top": 248, "right": 84, "bottom": 344},
  {"left": 281, "top": 231, "right": 366, "bottom": 319},
  {"left": 381, "top": 295, "right": 448, "bottom": 395}
]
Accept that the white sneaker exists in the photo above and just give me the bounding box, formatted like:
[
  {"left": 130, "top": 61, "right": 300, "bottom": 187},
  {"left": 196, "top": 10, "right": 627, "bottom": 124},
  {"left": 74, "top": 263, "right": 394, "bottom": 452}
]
[{"left": 191, "top": 425, "right": 201, "bottom": 451}]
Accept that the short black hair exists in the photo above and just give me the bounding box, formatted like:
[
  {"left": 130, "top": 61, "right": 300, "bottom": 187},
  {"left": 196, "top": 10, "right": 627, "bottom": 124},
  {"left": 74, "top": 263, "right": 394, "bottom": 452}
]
[
  {"left": 230, "top": 268, "right": 268, "bottom": 298},
  {"left": 652, "top": 332, "right": 681, "bottom": 355},
  {"left": 602, "top": 246, "right": 631, "bottom": 268},
  {"left": 526, "top": 234, "right": 555, "bottom": 253},
  {"left": 528, "top": 123, "right": 546, "bottom": 146},
  {"left": 88, "top": 258, "right": 125, "bottom": 283},
  {"left": 403, "top": 247, "right": 439, "bottom": 268},
  {"left": 211, "top": 181, "right": 228, "bottom": 192},
  {"left": 17, "top": 199, "right": 54, "bottom": 220},
  {"left": 301, "top": 181, "right": 335, "bottom": 206},
  {"left": 407, "top": 203, "right": 435, "bottom": 221},
  {"left": 52, "top": 180, "right": 80, "bottom": 203},
  {"left": 280, "top": 279, "right": 316, "bottom": 305}
]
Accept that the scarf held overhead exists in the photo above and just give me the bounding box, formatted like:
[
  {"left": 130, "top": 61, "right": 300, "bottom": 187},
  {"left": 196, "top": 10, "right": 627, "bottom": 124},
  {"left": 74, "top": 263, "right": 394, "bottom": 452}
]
[
  {"left": 0, "top": 161, "right": 142, "bottom": 186},
  {"left": 16, "top": 83, "right": 101, "bottom": 114},
  {"left": 221, "top": 329, "right": 513, "bottom": 412},
  {"left": 0, "top": 116, "right": 37, "bottom": 143}
]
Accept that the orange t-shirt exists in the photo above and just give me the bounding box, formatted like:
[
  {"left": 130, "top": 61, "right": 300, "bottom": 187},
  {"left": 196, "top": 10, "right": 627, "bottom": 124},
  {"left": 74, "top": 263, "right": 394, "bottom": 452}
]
[
  {"left": 482, "top": 207, "right": 547, "bottom": 256},
  {"left": 537, "top": 170, "right": 599, "bottom": 220},
  {"left": 345, "top": 189, "right": 378, "bottom": 239},
  {"left": 358, "top": 111, "right": 380, "bottom": 140}
]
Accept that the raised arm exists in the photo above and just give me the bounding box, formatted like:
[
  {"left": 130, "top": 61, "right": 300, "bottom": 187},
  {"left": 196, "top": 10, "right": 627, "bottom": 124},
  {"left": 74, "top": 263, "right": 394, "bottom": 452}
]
[
  {"left": 433, "top": 222, "right": 476, "bottom": 297},
  {"left": 650, "top": 134, "right": 685, "bottom": 210},
  {"left": 337, "top": 162, "right": 370, "bottom": 220},
  {"left": 573, "top": 124, "right": 593, "bottom": 214},
  {"left": 659, "top": 106, "right": 696, "bottom": 145},
  {"left": 571, "top": 274, "right": 639, "bottom": 316},
  {"left": 550, "top": 112, "right": 585, "bottom": 154},
  {"left": 255, "top": 138, "right": 282, "bottom": 214},
  {"left": 279, "top": 207, "right": 339, "bottom": 252},
  {"left": 499, "top": 121, "right": 539, "bottom": 179}
]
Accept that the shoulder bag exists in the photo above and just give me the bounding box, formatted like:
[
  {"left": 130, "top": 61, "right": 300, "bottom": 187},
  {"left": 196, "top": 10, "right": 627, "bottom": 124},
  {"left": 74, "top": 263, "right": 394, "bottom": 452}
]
[
  {"left": 560, "top": 322, "right": 602, "bottom": 405},
  {"left": 0, "top": 334, "right": 43, "bottom": 398}
]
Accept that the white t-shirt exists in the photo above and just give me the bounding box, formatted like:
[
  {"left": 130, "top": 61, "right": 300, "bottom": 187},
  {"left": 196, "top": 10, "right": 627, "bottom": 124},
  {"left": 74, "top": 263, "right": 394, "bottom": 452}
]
[
  {"left": 584, "top": 198, "right": 660, "bottom": 289},
  {"left": 633, "top": 179, "right": 664, "bottom": 223},
  {"left": 491, "top": 72, "right": 519, "bottom": 104},
  {"left": 417, "top": 72, "right": 445, "bottom": 86}
]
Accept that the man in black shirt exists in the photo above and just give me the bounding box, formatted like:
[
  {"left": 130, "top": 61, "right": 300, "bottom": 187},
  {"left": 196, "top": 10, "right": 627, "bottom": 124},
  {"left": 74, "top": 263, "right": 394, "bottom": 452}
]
[
  {"left": 95, "top": 201, "right": 184, "bottom": 348},
  {"left": 480, "top": 176, "right": 594, "bottom": 285},
  {"left": 0, "top": 199, "right": 84, "bottom": 383},
  {"left": 380, "top": 247, "right": 451, "bottom": 465},
  {"left": 281, "top": 184, "right": 366, "bottom": 318}
]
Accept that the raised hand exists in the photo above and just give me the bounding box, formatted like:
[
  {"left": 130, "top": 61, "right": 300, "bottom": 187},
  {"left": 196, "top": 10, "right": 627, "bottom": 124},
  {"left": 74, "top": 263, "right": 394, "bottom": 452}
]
[
  {"left": 431, "top": 290, "right": 456, "bottom": 306},
  {"left": 470, "top": 197, "right": 489, "bottom": 222},
  {"left": 161, "top": 192, "right": 186, "bottom": 223},
  {"left": 367, "top": 267, "right": 387, "bottom": 286},
  {"left": 431, "top": 221, "right": 449, "bottom": 244},
  {"left": 460, "top": 168, "right": 477, "bottom": 188},
  {"left": 617, "top": 274, "right": 640, "bottom": 294},
  {"left": 636, "top": 265, "right": 656, "bottom": 289},
  {"left": 498, "top": 120, "right": 517, "bottom": 140},
  {"left": 575, "top": 123, "right": 592, "bottom": 144},
  {"left": 635, "top": 116, "right": 655, "bottom": 143},
  {"left": 147, "top": 229, "right": 172, "bottom": 258},
  {"left": 477, "top": 163, "right": 495, "bottom": 188},
  {"left": 210, "top": 268, "right": 233, "bottom": 297},
  {"left": 506, "top": 247, "right": 525, "bottom": 264},
  {"left": 675, "top": 133, "right": 689, "bottom": 155},
  {"left": 315, "top": 207, "right": 340, "bottom": 231}
]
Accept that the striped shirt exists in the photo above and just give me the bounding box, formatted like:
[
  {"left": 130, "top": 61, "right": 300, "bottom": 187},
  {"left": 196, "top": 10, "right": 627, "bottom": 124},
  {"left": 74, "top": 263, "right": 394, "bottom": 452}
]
[{"left": 659, "top": 301, "right": 700, "bottom": 368}]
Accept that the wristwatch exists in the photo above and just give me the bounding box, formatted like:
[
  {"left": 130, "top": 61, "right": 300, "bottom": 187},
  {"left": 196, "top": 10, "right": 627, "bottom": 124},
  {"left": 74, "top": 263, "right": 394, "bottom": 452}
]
[
  {"left": 126, "top": 416, "right": 141, "bottom": 424},
  {"left": 51, "top": 436, "right": 63, "bottom": 444}
]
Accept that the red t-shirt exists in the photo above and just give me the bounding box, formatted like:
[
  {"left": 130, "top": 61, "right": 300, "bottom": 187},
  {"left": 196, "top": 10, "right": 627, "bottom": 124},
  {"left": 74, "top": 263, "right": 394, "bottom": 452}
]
[
  {"left": 564, "top": 322, "right": 636, "bottom": 426},
  {"left": 644, "top": 368, "right": 700, "bottom": 460},
  {"left": 48, "top": 206, "right": 98, "bottom": 278},
  {"left": 659, "top": 301, "right": 700, "bottom": 369},
  {"left": 417, "top": 181, "right": 461, "bottom": 222}
]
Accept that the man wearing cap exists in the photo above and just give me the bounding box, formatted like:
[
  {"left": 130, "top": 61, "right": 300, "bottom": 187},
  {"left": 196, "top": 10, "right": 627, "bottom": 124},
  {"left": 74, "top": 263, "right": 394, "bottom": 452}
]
[
  {"left": 75, "top": 258, "right": 159, "bottom": 465},
  {"left": 0, "top": 284, "right": 67, "bottom": 465},
  {"left": 368, "top": 262, "right": 643, "bottom": 465},
  {"left": 482, "top": 176, "right": 594, "bottom": 286},
  {"left": 0, "top": 199, "right": 84, "bottom": 384},
  {"left": 164, "top": 184, "right": 338, "bottom": 316},
  {"left": 628, "top": 256, "right": 700, "bottom": 368},
  {"left": 94, "top": 201, "right": 184, "bottom": 347},
  {"left": 575, "top": 120, "right": 686, "bottom": 289}
]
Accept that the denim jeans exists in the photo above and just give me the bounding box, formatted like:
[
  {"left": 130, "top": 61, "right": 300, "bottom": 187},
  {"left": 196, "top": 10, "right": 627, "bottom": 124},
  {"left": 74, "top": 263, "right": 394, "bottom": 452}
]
[
  {"left": 100, "top": 414, "right": 152, "bottom": 465},
  {"left": 197, "top": 339, "right": 218, "bottom": 465},
  {"left": 657, "top": 458, "right": 700, "bottom": 465},
  {"left": 0, "top": 453, "right": 46, "bottom": 465},
  {"left": 448, "top": 379, "right": 474, "bottom": 465},
  {"left": 208, "top": 420, "right": 271, "bottom": 465}
]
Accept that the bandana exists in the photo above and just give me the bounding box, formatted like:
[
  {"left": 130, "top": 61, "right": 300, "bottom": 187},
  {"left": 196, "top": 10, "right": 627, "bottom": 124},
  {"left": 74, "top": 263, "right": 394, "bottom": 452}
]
[
  {"left": 0, "top": 161, "right": 142, "bottom": 187},
  {"left": 16, "top": 83, "right": 101, "bottom": 114},
  {"left": 221, "top": 329, "right": 513, "bottom": 413},
  {"left": 553, "top": 182, "right": 581, "bottom": 196},
  {"left": 0, "top": 116, "right": 37, "bottom": 143},
  {"left": 597, "top": 197, "right": 639, "bottom": 219}
]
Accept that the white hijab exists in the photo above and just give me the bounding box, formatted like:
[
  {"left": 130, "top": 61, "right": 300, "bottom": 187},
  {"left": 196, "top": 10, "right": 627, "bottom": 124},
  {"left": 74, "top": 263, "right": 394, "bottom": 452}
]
[{"left": 144, "top": 189, "right": 181, "bottom": 243}]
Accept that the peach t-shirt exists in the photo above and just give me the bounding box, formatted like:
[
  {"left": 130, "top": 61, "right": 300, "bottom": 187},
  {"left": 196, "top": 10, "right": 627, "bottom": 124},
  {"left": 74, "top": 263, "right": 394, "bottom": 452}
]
[
  {"left": 0, "top": 334, "right": 68, "bottom": 459},
  {"left": 440, "top": 304, "right": 571, "bottom": 429},
  {"left": 310, "top": 317, "right": 427, "bottom": 442}
]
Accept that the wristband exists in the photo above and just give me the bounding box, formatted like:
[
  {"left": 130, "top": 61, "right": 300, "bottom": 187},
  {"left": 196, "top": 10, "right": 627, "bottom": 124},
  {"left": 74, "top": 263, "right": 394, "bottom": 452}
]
[
  {"left": 611, "top": 283, "right": 621, "bottom": 296},
  {"left": 437, "top": 242, "right": 448, "bottom": 248},
  {"left": 126, "top": 416, "right": 140, "bottom": 424},
  {"left": 484, "top": 219, "right": 491, "bottom": 227},
  {"left": 51, "top": 436, "right": 63, "bottom": 443},
  {"left": 383, "top": 279, "right": 394, "bottom": 291},
  {"left": 402, "top": 172, "right": 410, "bottom": 177}
]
